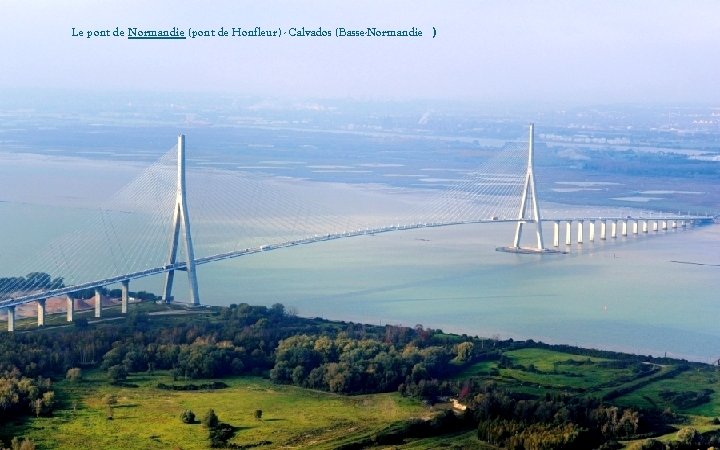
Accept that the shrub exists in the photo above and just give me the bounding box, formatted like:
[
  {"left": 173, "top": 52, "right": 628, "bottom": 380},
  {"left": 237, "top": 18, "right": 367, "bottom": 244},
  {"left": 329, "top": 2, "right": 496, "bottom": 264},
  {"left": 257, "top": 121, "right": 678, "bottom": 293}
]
[
  {"left": 626, "top": 439, "right": 665, "bottom": 450},
  {"left": 180, "top": 409, "right": 196, "bottom": 424},
  {"left": 107, "top": 365, "right": 128, "bottom": 383},
  {"left": 102, "top": 394, "right": 118, "bottom": 406},
  {"left": 209, "top": 423, "right": 234, "bottom": 448},
  {"left": 202, "top": 409, "right": 219, "bottom": 428}
]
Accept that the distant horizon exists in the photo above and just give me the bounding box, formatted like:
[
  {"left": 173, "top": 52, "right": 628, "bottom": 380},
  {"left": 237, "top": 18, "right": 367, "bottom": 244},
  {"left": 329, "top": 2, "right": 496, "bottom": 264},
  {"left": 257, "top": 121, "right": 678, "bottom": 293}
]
[{"left": 2, "top": 87, "right": 720, "bottom": 110}]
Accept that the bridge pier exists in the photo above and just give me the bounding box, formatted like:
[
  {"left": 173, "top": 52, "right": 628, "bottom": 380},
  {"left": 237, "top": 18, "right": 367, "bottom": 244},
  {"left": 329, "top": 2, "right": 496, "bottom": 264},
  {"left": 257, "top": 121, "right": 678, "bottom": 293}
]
[
  {"left": 600, "top": 220, "right": 607, "bottom": 240},
  {"left": 37, "top": 298, "right": 46, "bottom": 327},
  {"left": 642, "top": 220, "right": 648, "bottom": 233},
  {"left": 681, "top": 220, "right": 687, "bottom": 228},
  {"left": 6, "top": 306, "right": 15, "bottom": 332},
  {"left": 565, "top": 221, "right": 572, "bottom": 246},
  {"left": 633, "top": 220, "right": 638, "bottom": 234},
  {"left": 121, "top": 280, "right": 129, "bottom": 314},
  {"left": 652, "top": 220, "right": 658, "bottom": 232},
  {"left": 621, "top": 220, "right": 628, "bottom": 237},
  {"left": 94, "top": 288, "right": 102, "bottom": 318},
  {"left": 588, "top": 221, "right": 595, "bottom": 242},
  {"left": 662, "top": 220, "right": 668, "bottom": 230},
  {"left": 611, "top": 220, "right": 617, "bottom": 239},
  {"left": 553, "top": 221, "right": 560, "bottom": 247},
  {"left": 66, "top": 295, "right": 74, "bottom": 322},
  {"left": 672, "top": 220, "right": 678, "bottom": 229},
  {"left": 577, "top": 220, "right": 584, "bottom": 244}
]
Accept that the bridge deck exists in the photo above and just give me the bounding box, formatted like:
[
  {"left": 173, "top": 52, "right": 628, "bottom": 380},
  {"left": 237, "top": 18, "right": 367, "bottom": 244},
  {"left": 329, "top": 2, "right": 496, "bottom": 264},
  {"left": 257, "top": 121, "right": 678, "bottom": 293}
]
[{"left": 0, "top": 215, "right": 712, "bottom": 309}]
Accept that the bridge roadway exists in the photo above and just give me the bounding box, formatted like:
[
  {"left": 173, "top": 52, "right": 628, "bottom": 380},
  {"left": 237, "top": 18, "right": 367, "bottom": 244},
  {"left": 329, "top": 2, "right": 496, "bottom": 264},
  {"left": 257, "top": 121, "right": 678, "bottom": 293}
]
[{"left": 0, "top": 215, "right": 713, "bottom": 322}]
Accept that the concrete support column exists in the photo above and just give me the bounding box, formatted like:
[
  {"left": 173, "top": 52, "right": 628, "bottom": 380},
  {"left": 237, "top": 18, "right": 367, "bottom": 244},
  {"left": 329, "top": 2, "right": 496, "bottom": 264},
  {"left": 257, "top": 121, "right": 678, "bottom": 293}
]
[
  {"left": 652, "top": 220, "right": 658, "bottom": 232},
  {"left": 7, "top": 306, "right": 15, "bottom": 332},
  {"left": 577, "top": 220, "right": 584, "bottom": 244},
  {"left": 600, "top": 220, "right": 607, "bottom": 240},
  {"left": 588, "top": 221, "right": 595, "bottom": 242},
  {"left": 633, "top": 220, "right": 639, "bottom": 234},
  {"left": 621, "top": 220, "right": 628, "bottom": 237},
  {"left": 121, "top": 280, "right": 129, "bottom": 314},
  {"left": 611, "top": 220, "right": 618, "bottom": 238},
  {"left": 662, "top": 220, "right": 667, "bottom": 230},
  {"left": 66, "top": 295, "right": 74, "bottom": 322},
  {"left": 681, "top": 220, "right": 687, "bottom": 228},
  {"left": 642, "top": 220, "right": 648, "bottom": 233},
  {"left": 672, "top": 220, "right": 677, "bottom": 229},
  {"left": 37, "top": 298, "right": 46, "bottom": 327},
  {"left": 565, "top": 221, "right": 572, "bottom": 246},
  {"left": 553, "top": 221, "right": 560, "bottom": 247},
  {"left": 94, "top": 288, "right": 102, "bottom": 318}
]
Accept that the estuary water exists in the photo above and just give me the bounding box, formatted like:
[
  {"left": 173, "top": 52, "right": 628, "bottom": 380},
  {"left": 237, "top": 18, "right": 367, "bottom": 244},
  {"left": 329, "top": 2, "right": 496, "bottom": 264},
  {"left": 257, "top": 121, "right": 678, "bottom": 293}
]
[
  {"left": 0, "top": 152, "right": 719, "bottom": 363},
  {"left": 197, "top": 221, "right": 720, "bottom": 363}
]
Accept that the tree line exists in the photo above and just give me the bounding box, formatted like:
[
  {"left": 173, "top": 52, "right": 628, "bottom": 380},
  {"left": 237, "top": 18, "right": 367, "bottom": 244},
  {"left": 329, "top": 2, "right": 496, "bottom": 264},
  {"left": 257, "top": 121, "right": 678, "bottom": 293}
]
[{"left": 0, "top": 301, "right": 703, "bottom": 449}]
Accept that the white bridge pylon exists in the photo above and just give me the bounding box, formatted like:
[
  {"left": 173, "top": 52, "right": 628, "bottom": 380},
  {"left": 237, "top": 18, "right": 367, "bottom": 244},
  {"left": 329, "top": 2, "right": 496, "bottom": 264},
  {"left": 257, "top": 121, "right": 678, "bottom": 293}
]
[
  {"left": 162, "top": 134, "right": 201, "bottom": 305},
  {"left": 497, "top": 124, "right": 559, "bottom": 254}
]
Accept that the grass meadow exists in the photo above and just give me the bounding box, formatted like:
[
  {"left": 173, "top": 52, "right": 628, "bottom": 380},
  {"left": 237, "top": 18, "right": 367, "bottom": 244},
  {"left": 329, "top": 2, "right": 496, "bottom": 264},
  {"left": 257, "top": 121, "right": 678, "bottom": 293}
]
[{"left": 5, "top": 370, "right": 429, "bottom": 450}]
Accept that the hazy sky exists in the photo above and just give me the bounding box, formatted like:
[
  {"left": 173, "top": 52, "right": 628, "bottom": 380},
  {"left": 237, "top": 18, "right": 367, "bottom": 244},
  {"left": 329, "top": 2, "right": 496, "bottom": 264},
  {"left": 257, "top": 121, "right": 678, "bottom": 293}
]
[{"left": 2, "top": 1, "right": 719, "bottom": 103}]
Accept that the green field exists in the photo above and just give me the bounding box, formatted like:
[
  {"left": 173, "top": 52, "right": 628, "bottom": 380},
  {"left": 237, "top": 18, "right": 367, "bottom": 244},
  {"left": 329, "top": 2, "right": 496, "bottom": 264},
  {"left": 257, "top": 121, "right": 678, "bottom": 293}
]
[
  {"left": 614, "top": 366, "right": 720, "bottom": 416},
  {"left": 456, "top": 347, "right": 656, "bottom": 396},
  {"left": 5, "top": 370, "right": 430, "bottom": 450},
  {"left": 8, "top": 347, "right": 720, "bottom": 449},
  {"left": 452, "top": 347, "right": 720, "bottom": 448},
  {"left": 501, "top": 348, "right": 624, "bottom": 391}
]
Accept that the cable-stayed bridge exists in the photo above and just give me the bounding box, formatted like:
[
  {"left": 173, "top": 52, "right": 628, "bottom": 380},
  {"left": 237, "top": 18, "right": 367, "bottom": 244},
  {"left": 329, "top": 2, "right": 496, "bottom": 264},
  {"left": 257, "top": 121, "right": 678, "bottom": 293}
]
[{"left": 0, "top": 125, "right": 713, "bottom": 331}]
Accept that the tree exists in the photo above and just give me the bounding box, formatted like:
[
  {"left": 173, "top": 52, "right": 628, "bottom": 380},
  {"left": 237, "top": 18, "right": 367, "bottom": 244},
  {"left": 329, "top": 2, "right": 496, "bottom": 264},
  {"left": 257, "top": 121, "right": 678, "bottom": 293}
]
[
  {"left": 107, "top": 365, "right": 128, "bottom": 383},
  {"left": 410, "top": 363, "right": 428, "bottom": 383},
  {"left": 9, "top": 437, "right": 36, "bottom": 450},
  {"left": 254, "top": 409, "right": 263, "bottom": 420},
  {"left": 31, "top": 392, "right": 54, "bottom": 417},
  {"left": 202, "top": 409, "right": 219, "bottom": 428},
  {"left": 270, "top": 303, "right": 285, "bottom": 318},
  {"left": 676, "top": 426, "right": 700, "bottom": 446},
  {"left": 180, "top": 409, "right": 196, "bottom": 424},
  {"left": 455, "top": 341, "right": 474, "bottom": 362},
  {"left": 20, "top": 438, "right": 37, "bottom": 450},
  {"left": 41, "top": 392, "right": 54, "bottom": 415},
  {"left": 617, "top": 408, "right": 640, "bottom": 437},
  {"left": 66, "top": 367, "right": 82, "bottom": 382}
]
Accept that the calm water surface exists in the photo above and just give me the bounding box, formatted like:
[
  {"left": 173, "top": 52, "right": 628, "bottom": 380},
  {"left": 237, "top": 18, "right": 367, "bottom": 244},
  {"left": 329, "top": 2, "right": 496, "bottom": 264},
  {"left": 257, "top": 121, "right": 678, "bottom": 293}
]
[{"left": 195, "top": 222, "right": 720, "bottom": 362}]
